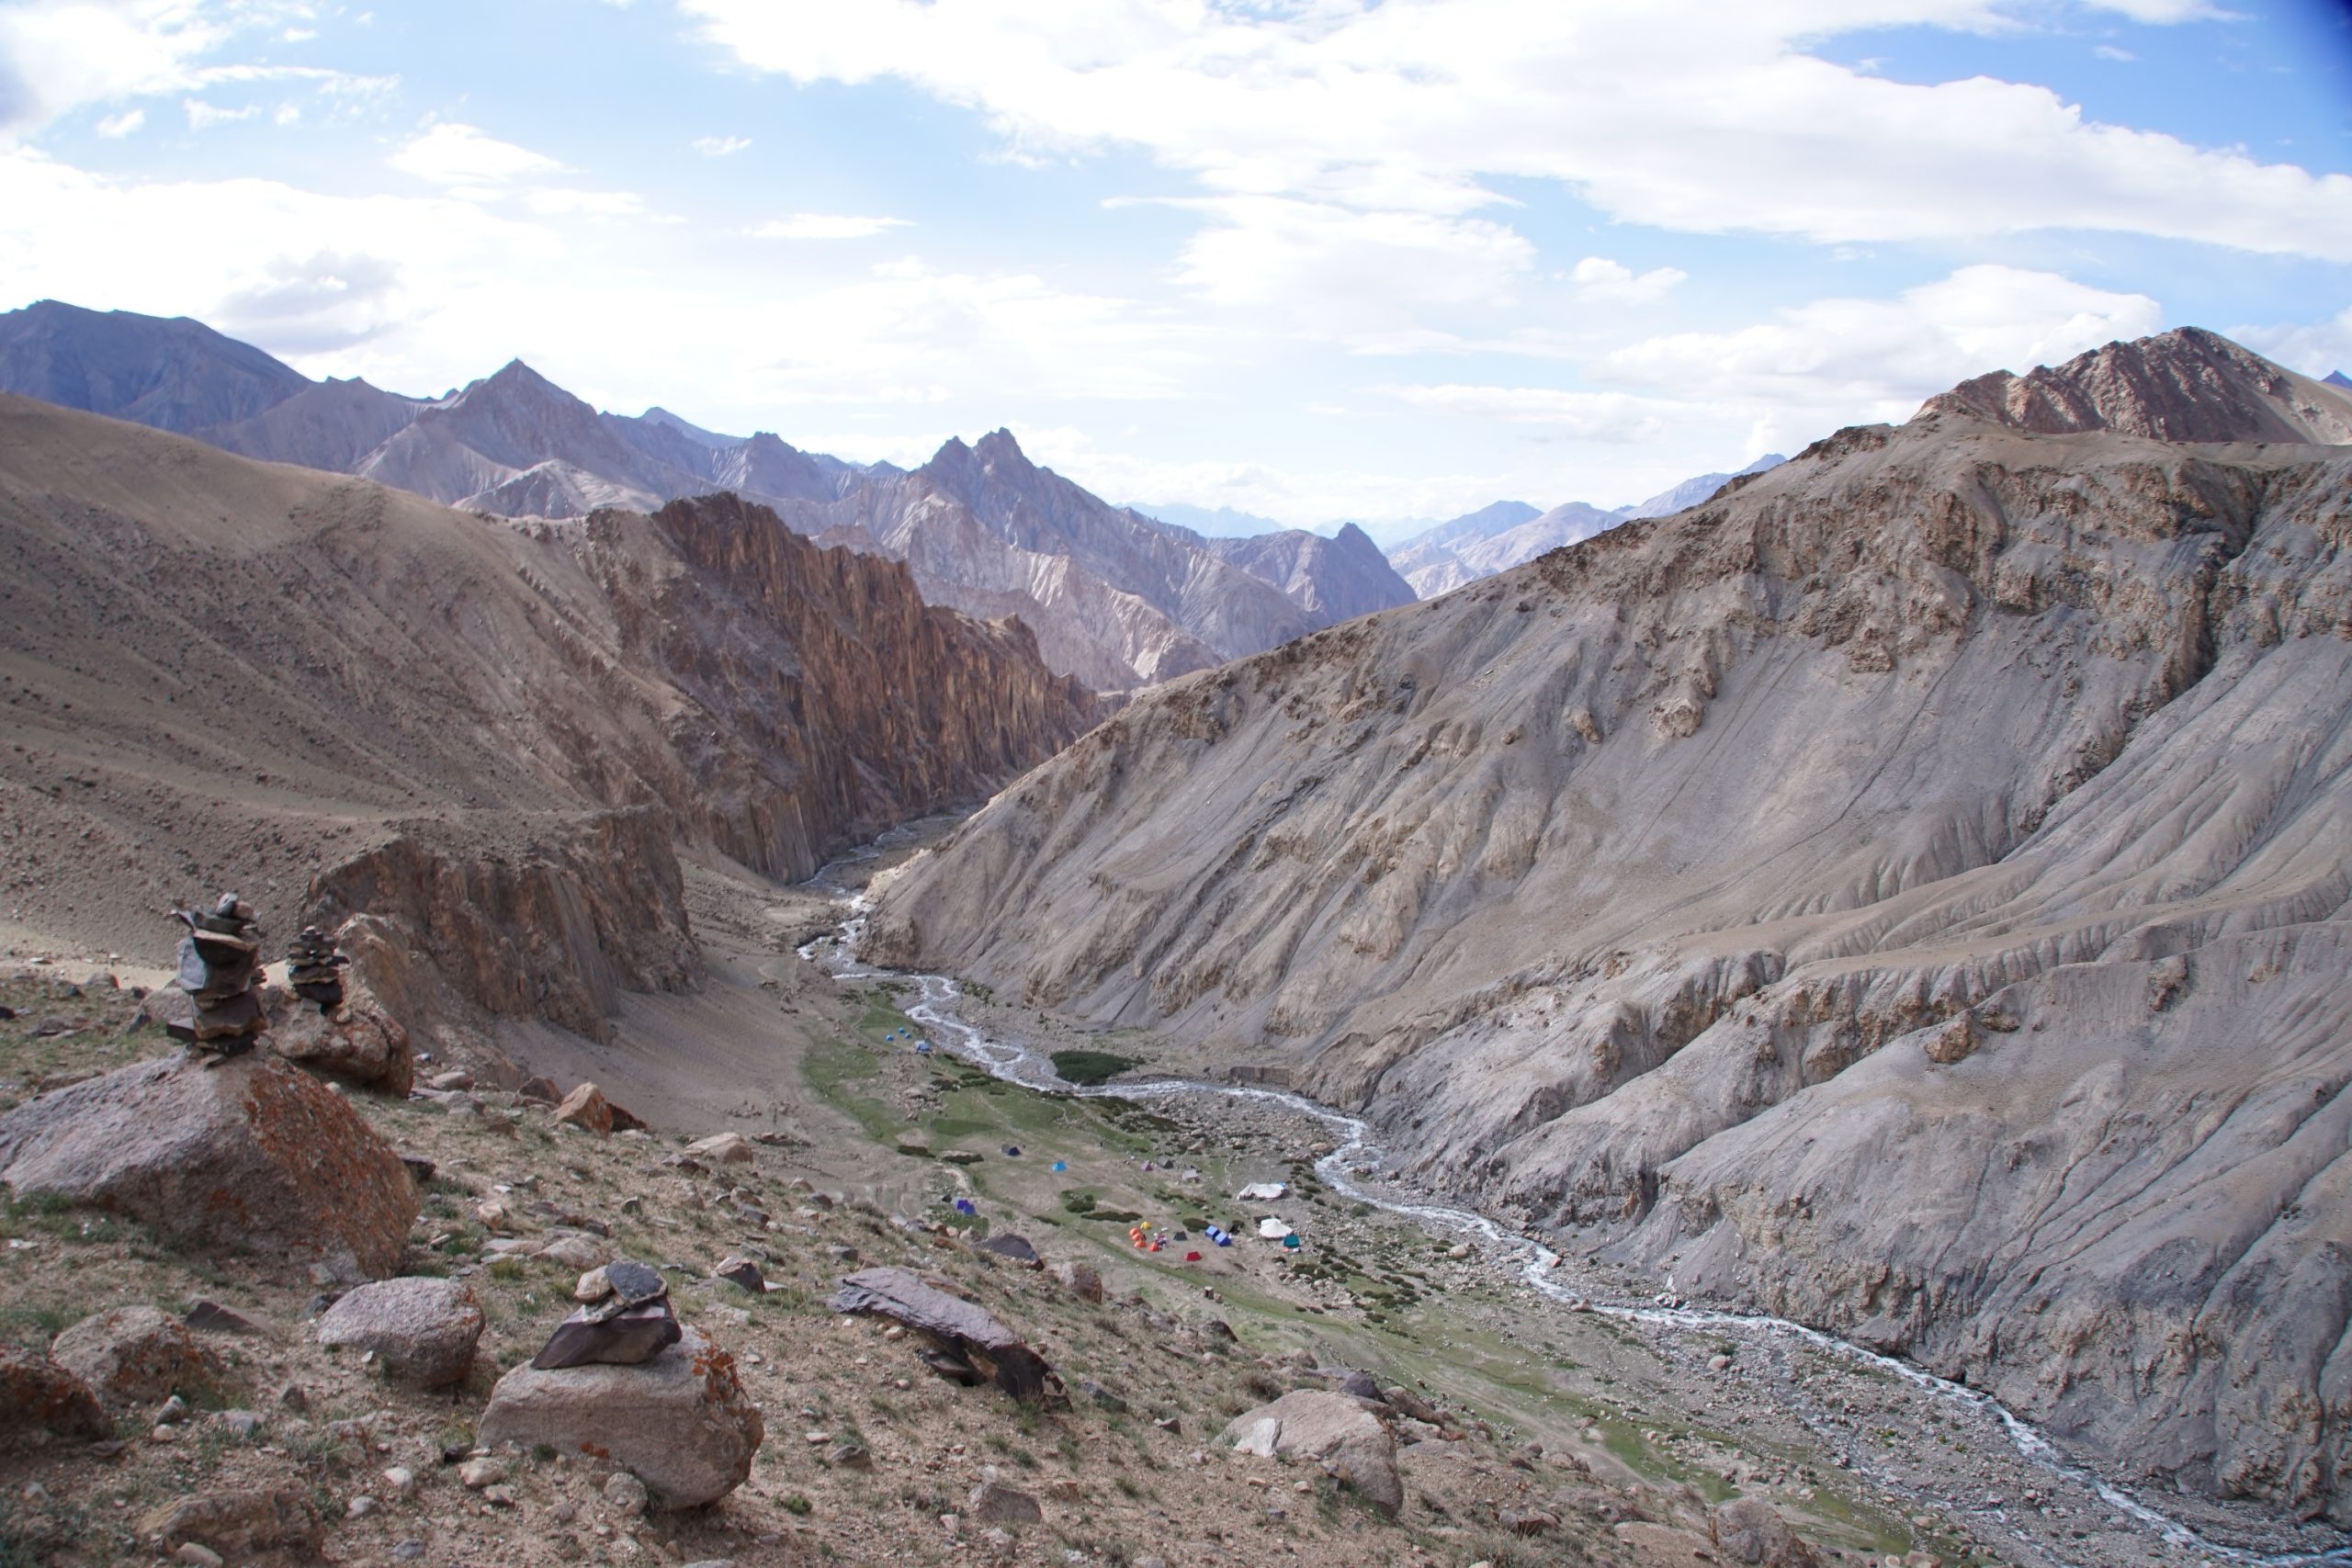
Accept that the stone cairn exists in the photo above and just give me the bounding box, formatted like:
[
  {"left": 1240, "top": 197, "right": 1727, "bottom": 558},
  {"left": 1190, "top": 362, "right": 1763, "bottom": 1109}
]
[
  {"left": 285, "top": 925, "right": 350, "bottom": 1014},
  {"left": 169, "top": 894, "right": 268, "bottom": 1057},
  {"left": 533, "top": 1259, "right": 682, "bottom": 1369}
]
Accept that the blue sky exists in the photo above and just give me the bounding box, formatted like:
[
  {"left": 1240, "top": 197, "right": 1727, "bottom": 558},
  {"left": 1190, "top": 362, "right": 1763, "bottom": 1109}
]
[{"left": 1, "top": 1, "right": 2348, "bottom": 537}]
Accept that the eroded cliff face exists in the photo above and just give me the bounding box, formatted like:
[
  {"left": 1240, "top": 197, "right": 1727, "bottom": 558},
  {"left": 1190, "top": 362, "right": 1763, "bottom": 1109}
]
[
  {"left": 301, "top": 807, "right": 695, "bottom": 1045},
  {"left": 864, "top": 349, "right": 2352, "bottom": 1519}
]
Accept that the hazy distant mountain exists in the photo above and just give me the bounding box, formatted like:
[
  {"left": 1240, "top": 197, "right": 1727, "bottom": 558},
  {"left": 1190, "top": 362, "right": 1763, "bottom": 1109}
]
[
  {"left": 1196, "top": 523, "right": 1416, "bottom": 622},
  {"left": 0, "top": 299, "right": 308, "bottom": 433},
  {"left": 1125, "top": 500, "right": 1289, "bottom": 537},
  {"left": 1623, "top": 453, "right": 1785, "bottom": 520},
  {"left": 1386, "top": 459, "right": 1787, "bottom": 599},
  {"left": 0, "top": 299, "right": 1433, "bottom": 686},
  {"left": 2325, "top": 370, "right": 2352, "bottom": 391}
]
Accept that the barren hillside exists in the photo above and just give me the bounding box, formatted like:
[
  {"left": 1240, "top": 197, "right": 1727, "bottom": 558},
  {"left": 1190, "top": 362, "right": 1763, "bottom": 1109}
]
[
  {"left": 0, "top": 396, "right": 1096, "bottom": 1040},
  {"left": 865, "top": 328, "right": 2352, "bottom": 1521}
]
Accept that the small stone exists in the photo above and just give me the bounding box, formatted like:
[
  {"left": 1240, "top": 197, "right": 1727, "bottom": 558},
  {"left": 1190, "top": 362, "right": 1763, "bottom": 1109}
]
[
  {"left": 686, "top": 1133, "right": 756, "bottom": 1165},
  {"left": 183, "top": 1300, "right": 268, "bottom": 1337},
  {"left": 604, "top": 1471, "right": 650, "bottom": 1516},
  {"left": 382, "top": 1466, "right": 415, "bottom": 1496},
  {"left": 347, "top": 1495, "right": 379, "bottom": 1517},
  {"left": 482, "top": 1483, "right": 516, "bottom": 1506},
  {"left": 715, "top": 1255, "right": 766, "bottom": 1292},
  {"left": 575, "top": 1267, "right": 614, "bottom": 1303},
  {"left": 277, "top": 1382, "right": 309, "bottom": 1412},
  {"left": 392, "top": 1541, "right": 426, "bottom": 1561},
  {"left": 1051, "top": 1260, "right": 1103, "bottom": 1303},
  {"left": 428, "top": 1069, "right": 473, "bottom": 1091},
  {"left": 459, "top": 1458, "right": 503, "bottom": 1489},
  {"left": 157, "top": 1393, "right": 191, "bottom": 1425},
  {"left": 826, "top": 1442, "right": 872, "bottom": 1470},
  {"left": 218, "top": 1409, "right": 262, "bottom": 1439},
  {"left": 966, "top": 1482, "right": 1043, "bottom": 1524},
  {"left": 173, "top": 1546, "right": 224, "bottom": 1568}
]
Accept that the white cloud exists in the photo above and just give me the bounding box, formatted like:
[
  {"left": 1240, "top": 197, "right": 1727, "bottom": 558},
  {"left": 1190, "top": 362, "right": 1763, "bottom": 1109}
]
[
  {"left": 1597, "top": 264, "right": 2164, "bottom": 421},
  {"left": 94, "top": 107, "right": 141, "bottom": 137},
  {"left": 2233, "top": 308, "right": 2352, "bottom": 378},
  {"left": 183, "top": 96, "right": 255, "bottom": 130},
  {"left": 750, "top": 212, "right": 910, "bottom": 239},
  {"left": 680, "top": 0, "right": 2352, "bottom": 265},
  {"left": 389, "top": 122, "right": 560, "bottom": 186},
  {"left": 524, "top": 187, "right": 651, "bottom": 219},
  {"left": 691, "top": 134, "right": 751, "bottom": 157},
  {"left": 1567, "top": 255, "right": 1686, "bottom": 303},
  {"left": 2093, "top": 43, "right": 2136, "bottom": 61},
  {"left": 1383, "top": 383, "right": 1679, "bottom": 441}
]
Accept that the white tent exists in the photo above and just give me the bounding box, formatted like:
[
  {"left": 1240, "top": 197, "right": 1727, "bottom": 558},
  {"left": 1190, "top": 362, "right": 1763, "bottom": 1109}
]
[
  {"left": 1237, "top": 1181, "right": 1287, "bottom": 1201},
  {"left": 1257, "top": 1216, "right": 1295, "bottom": 1240}
]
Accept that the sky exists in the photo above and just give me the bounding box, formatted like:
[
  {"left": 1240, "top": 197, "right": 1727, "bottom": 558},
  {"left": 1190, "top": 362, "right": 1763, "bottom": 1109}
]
[{"left": 1, "top": 1, "right": 2349, "bottom": 538}]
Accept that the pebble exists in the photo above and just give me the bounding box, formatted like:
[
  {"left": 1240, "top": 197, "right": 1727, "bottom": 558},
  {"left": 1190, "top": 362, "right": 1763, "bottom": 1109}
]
[
  {"left": 605, "top": 1470, "right": 650, "bottom": 1516},
  {"left": 382, "top": 1466, "right": 415, "bottom": 1496},
  {"left": 458, "top": 1458, "right": 503, "bottom": 1489},
  {"left": 392, "top": 1542, "right": 425, "bottom": 1562},
  {"left": 172, "top": 1546, "right": 224, "bottom": 1568},
  {"left": 347, "top": 1495, "right": 379, "bottom": 1517}
]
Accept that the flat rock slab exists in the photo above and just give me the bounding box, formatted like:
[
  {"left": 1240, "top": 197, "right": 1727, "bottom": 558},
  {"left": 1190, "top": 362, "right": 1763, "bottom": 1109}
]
[
  {"left": 0, "top": 1342, "right": 110, "bottom": 1447},
  {"left": 51, "top": 1305, "right": 219, "bottom": 1404},
  {"left": 479, "top": 1325, "right": 763, "bottom": 1508},
  {"left": 0, "top": 1053, "right": 417, "bottom": 1280},
  {"left": 315, "top": 1278, "right": 483, "bottom": 1388},
  {"left": 1221, "top": 1389, "right": 1402, "bottom": 1518},
  {"left": 831, "top": 1267, "right": 1064, "bottom": 1406}
]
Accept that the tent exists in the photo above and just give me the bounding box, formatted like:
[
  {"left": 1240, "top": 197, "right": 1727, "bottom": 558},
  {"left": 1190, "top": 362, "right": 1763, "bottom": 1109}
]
[
  {"left": 1257, "top": 1217, "right": 1295, "bottom": 1240},
  {"left": 1237, "top": 1182, "right": 1287, "bottom": 1202}
]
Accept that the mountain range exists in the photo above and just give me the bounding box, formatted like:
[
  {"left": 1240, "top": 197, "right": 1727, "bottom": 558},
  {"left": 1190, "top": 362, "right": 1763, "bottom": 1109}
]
[
  {"left": 0, "top": 300, "right": 1413, "bottom": 689},
  {"left": 864, "top": 326, "right": 2352, "bottom": 1522},
  {"left": 1385, "top": 457, "right": 1786, "bottom": 599}
]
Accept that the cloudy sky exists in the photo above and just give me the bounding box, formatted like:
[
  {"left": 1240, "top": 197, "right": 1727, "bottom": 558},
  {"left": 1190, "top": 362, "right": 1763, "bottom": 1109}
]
[{"left": 1, "top": 0, "right": 2348, "bottom": 534}]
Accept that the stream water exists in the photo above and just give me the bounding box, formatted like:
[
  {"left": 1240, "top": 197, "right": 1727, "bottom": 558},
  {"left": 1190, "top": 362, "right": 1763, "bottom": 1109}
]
[{"left": 797, "top": 833, "right": 2351, "bottom": 1568}]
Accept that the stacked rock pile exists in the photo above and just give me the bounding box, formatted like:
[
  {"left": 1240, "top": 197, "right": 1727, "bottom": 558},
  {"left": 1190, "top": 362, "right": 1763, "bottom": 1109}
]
[
  {"left": 168, "top": 894, "right": 266, "bottom": 1057},
  {"left": 533, "top": 1260, "right": 682, "bottom": 1369},
  {"left": 285, "top": 926, "right": 349, "bottom": 1012}
]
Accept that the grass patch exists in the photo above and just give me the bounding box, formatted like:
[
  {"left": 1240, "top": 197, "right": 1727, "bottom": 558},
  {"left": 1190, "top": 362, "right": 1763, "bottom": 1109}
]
[{"left": 1047, "top": 1050, "right": 1138, "bottom": 1087}]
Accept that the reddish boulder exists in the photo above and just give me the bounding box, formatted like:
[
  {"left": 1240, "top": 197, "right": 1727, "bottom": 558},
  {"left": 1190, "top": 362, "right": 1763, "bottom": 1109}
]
[
  {"left": 269, "top": 985, "right": 413, "bottom": 1096},
  {"left": 51, "top": 1306, "right": 218, "bottom": 1403},
  {"left": 0, "top": 1052, "right": 418, "bottom": 1280},
  {"left": 553, "top": 1082, "right": 613, "bottom": 1134},
  {"left": 0, "top": 1343, "right": 111, "bottom": 1447}
]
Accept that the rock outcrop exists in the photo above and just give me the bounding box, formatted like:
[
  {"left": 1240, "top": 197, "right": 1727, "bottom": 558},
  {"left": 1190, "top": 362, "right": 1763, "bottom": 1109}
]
[
  {"left": 1199, "top": 522, "right": 1417, "bottom": 624},
  {"left": 0, "top": 1052, "right": 419, "bottom": 1280},
  {"left": 865, "top": 327, "right": 2352, "bottom": 1520}
]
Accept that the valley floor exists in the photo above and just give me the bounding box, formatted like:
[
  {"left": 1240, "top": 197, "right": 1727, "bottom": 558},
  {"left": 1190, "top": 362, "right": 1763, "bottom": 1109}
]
[{"left": 1, "top": 825, "right": 2346, "bottom": 1568}]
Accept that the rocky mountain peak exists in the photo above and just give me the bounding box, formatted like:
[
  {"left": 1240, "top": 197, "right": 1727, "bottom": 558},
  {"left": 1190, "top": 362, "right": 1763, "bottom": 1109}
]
[{"left": 1914, "top": 325, "right": 2352, "bottom": 443}]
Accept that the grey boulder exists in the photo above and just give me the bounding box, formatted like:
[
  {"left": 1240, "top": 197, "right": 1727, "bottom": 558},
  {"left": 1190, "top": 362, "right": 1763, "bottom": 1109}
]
[
  {"left": 478, "top": 1325, "right": 763, "bottom": 1507},
  {"left": 1221, "top": 1389, "right": 1402, "bottom": 1517},
  {"left": 315, "top": 1277, "right": 483, "bottom": 1387}
]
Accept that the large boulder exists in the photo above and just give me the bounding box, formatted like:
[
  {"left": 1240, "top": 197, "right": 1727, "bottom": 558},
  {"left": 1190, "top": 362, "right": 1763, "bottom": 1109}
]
[
  {"left": 50, "top": 1306, "right": 218, "bottom": 1404},
  {"left": 476, "top": 1325, "right": 763, "bottom": 1507},
  {"left": 269, "top": 985, "right": 413, "bottom": 1096},
  {"left": 1709, "top": 1497, "right": 1820, "bottom": 1567},
  {"left": 1221, "top": 1389, "right": 1402, "bottom": 1517},
  {"left": 0, "top": 1343, "right": 111, "bottom": 1446},
  {"left": 0, "top": 1052, "right": 419, "bottom": 1280},
  {"left": 315, "top": 1277, "right": 483, "bottom": 1387}
]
